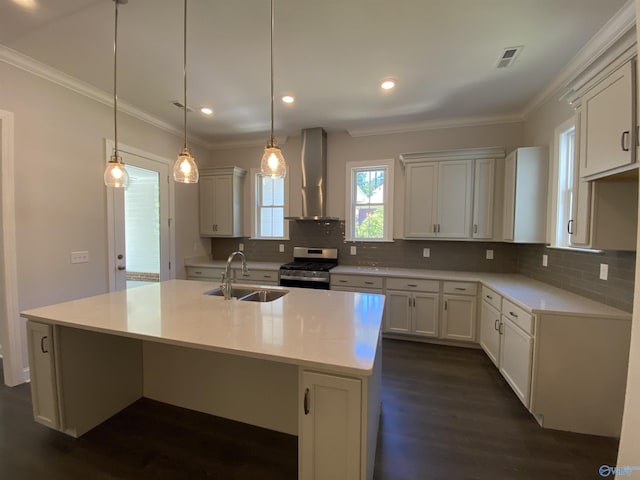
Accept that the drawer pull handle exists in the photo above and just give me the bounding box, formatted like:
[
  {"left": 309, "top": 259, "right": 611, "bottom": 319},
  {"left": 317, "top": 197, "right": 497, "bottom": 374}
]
[
  {"left": 339, "top": 279, "right": 347, "bottom": 283},
  {"left": 509, "top": 311, "right": 518, "bottom": 318},
  {"left": 494, "top": 319, "right": 500, "bottom": 331},
  {"left": 407, "top": 284, "right": 417, "bottom": 287},
  {"left": 365, "top": 281, "right": 374, "bottom": 285},
  {"left": 486, "top": 295, "right": 493, "bottom": 300},
  {"left": 263, "top": 275, "right": 272, "bottom": 278},
  {"left": 194, "top": 271, "right": 202, "bottom": 275},
  {"left": 499, "top": 322, "right": 504, "bottom": 335},
  {"left": 455, "top": 287, "right": 466, "bottom": 291},
  {"left": 304, "top": 388, "right": 310, "bottom": 415},
  {"left": 444, "top": 300, "right": 448, "bottom": 311},
  {"left": 621, "top": 130, "right": 630, "bottom": 152},
  {"left": 41, "top": 336, "right": 48, "bottom": 354}
]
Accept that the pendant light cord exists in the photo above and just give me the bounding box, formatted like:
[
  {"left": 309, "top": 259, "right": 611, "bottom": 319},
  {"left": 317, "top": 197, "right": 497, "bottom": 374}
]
[
  {"left": 113, "top": 0, "right": 119, "bottom": 155},
  {"left": 269, "top": 0, "right": 275, "bottom": 147},
  {"left": 183, "top": 0, "right": 188, "bottom": 150}
]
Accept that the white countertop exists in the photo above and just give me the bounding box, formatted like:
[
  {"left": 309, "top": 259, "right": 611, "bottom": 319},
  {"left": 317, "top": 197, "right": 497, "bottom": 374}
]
[
  {"left": 21, "top": 280, "right": 383, "bottom": 376},
  {"left": 332, "top": 266, "right": 631, "bottom": 319}
]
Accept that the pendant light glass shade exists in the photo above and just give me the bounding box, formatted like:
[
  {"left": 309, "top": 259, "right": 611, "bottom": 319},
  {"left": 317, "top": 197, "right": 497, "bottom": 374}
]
[
  {"left": 104, "top": 0, "right": 129, "bottom": 188},
  {"left": 174, "top": 146, "right": 199, "bottom": 183},
  {"left": 173, "top": 0, "right": 199, "bottom": 184},
  {"left": 104, "top": 153, "right": 130, "bottom": 188},
  {"left": 260, "top": 0, "right": 286, "bottom": 179},
  {"left": 261, "top": 145, "right": 286, "bottom": 178}
]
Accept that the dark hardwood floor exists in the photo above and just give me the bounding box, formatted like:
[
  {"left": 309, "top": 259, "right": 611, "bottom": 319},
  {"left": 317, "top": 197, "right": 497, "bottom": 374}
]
[{"left": 0, "top": 339, "right": 618, "bottom": 479}]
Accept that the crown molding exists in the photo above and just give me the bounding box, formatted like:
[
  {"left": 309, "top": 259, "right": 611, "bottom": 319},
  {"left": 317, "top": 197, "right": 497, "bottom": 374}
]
[
  {"left": 0, "top": 44, "right": 209, "bottom": 148},
  {"left": 522, "top": 0, "right": 636, "bottom": 118},
  {"left": 346, "top": 113, "right": 524, "bottom": 138}
]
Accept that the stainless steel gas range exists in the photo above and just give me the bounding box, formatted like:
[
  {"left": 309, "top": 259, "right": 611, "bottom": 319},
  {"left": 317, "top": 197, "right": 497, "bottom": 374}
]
[{"left": 278, "top": 247, "right": 338, "bottom": 290}]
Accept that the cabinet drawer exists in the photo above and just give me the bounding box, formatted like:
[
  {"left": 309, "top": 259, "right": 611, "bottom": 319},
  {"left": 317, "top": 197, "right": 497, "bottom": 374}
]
[
  {"left": 236, "top": 269, "right": 279, "bottom": 283},
  {"left": 442, "top": 281, "right": 477, "bottom": 296},
  {"left": 501, "top": 298, "right": 534, "bottom": 335},
  {"left": 386, "top": 277, "right": 439, "bottom": 292},
  {"left": 186, "top": 266, "right": 225, "bottom": 280},
  {"left": 331, "top": 274, "right": 383, "bottom": 290},
  {"left": 481, "top": 286, "right": 501, "bottom": 310}
]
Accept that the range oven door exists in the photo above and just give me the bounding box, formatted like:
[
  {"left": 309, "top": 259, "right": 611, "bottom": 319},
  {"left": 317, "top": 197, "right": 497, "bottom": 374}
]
[{"left": 278, "top": 274, "right": 331, "bottom": 290}]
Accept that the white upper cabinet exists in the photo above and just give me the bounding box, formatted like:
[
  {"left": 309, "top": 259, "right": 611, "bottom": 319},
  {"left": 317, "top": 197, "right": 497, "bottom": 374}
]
[
  {"left": 502, "top": 147, "right": 548, "bottom": 243},
  {"left": 400, "top": 147, "right": 503, "bottom": 241},
  {"left": 578, "top": 60, "right": 636, "bottom": 179},
  {"left": 199, "top": 167, "right": 245, "bottom": 237}
]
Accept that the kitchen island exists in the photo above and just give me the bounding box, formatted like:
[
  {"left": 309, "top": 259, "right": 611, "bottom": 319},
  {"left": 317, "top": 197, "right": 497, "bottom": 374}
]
[{"left": 21, "top": 279, "right": 384, "bottom": 480}]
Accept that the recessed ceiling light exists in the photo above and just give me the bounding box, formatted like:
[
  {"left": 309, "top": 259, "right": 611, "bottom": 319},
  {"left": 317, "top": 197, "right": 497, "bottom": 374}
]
[
  {"left": 381, "top": 79, "right": 396, "bottom": 90},
  {"left": 282, "top": 95, "right": 295, "bottom": 104},
  {"left": 200, "top": 107, "right": 213, "bottom": 115}
]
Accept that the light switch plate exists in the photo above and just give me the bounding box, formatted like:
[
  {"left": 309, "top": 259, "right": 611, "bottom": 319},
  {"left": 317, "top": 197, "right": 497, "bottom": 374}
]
[
  {"left": 350, "top": 246, "right": 357, "bottom": 255},
  {"left": 600, "top": 263, "right": 608, "bottom": 280},
  {"left": 71, "top": 251, "right": 89, "bottom": 264},
  {"left": 423, "top": 248, "right": 430, "bottom": 258},
  {"left": 279, "top": 244, "right": 285, "bottom": 253},
  {"left": 542, "top": 254, "right": 548, "bottom": 267},
  {"left": 486, "top": 249, "right": 494, "bottom": 260}
]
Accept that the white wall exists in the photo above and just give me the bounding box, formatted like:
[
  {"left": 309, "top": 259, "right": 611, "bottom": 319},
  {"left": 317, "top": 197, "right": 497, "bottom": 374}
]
[
  {"left": 616, "top": 0, "right": 640, "bottom": 468},
  {"left": 206, "top": 123, "right": 524, "bottom": 238},
  {"left": 0, "top": 62, "right": 206, "bottom": 368}
]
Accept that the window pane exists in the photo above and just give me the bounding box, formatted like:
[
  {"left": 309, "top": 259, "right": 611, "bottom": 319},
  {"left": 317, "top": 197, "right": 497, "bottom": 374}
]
[
  {"left": 273, "top": 177, "right": 284, "bottom": 205},
  {"left": 354, "top": 205, "right": 384, "bottom": 239},
  {"left": 355, "top": 169, "right": 385, "bottom": 205},
  {"left": 272, "top": 207, "right": 284, "bottom": 237},
  {"left": 260, "top": 207, "right": 273, "bottom": 237},
  {"left": 261, "top": 177, "right": 274, "bottom": 206}
]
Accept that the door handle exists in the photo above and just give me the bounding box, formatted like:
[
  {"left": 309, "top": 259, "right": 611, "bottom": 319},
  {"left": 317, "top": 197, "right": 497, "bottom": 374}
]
[
  {"left": 40, "top": 336, "right": 48, "bottom": 353},
  {"left": 303, "top": 388, "right": 310, "bottom": 415}
]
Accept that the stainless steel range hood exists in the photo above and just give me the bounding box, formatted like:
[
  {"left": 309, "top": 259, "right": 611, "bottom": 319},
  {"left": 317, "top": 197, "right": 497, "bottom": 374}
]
[{"left": 286, "top": 127, "right": 339, "bottom": 221}]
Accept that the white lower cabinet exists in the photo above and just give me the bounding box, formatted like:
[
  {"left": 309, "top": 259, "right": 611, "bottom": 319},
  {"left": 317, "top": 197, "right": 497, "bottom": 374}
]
[
  {"left": 499, "top": 316, "right": 534, "bottom": 408},
  {"left": 300, "top": 371, "right": 362, "bottom": 480},
  {"left": 479, "top": 292, "right": 501, "bottom": 367},
  {"left": 26, "top": 321, "right": 60, "bottom": 430},
  {"left": 441, "top": 282, "right": 477, "bottom": 342},
  {"left": 386, "top": 291, "right": 439, "bottom": 336}
]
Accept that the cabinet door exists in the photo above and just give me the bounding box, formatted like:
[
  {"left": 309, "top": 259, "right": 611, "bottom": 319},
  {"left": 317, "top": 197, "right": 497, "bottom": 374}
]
[
  {"left": 199, "top": 176, "right": 216, "bottom": 236},
  {"left": 404, "top": 163, "right": 437, "bottom": 238},
  {"left": 26, "top": 321, "right": 60, "bottom": 429},
  {"left": 212, "top": 175, "right": 233, "bottom": 236},
  {"left": 441, "top": 295, "right": 476, "bottom": 342},
  {"left": 385, "top": 291, "right": 411, "bottom": 333},
  {"left": 499, "top": 317, "right": 534, "bottom": 408},
  {"left": 581, "top": 61, "right": 635, "bottom": 177},
  {"left": 437, "top": 160, "right": 473, "bottom": 238},
  {"left": 412, "top": 293, "right": 439, "bottom": 337},
  {"left": 472, "top": 158, "right": 495, "bottom": 239},
  {"left": 300, "top": 372, "right": 361, "bottom": 480},
  {"left": 502, "top": 151, "right": 516, "bottom": 241},
  {"left": 479, "top": 301, "right": 501, "bottom": 367}
]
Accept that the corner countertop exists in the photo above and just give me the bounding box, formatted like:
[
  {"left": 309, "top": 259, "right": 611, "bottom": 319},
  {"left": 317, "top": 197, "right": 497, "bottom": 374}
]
[
  {"left": 21, "top": 280, "right": 383, "bottom": 376},
  {"left": 332, "top": 266, "right": 631, "bottom": 320}
]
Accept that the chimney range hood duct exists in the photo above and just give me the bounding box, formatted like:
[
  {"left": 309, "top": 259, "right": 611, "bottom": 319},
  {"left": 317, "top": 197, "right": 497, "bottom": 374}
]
[{"left": 287, "top": 127, "right": 339, "bottom": 221}]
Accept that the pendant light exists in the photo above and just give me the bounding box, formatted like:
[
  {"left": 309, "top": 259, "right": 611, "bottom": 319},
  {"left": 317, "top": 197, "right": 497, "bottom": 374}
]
[
  {"left": 173, "top": 0, "right": 199, "bottom": 184},
  {"left": 104, "top": 0, "right": 130, "bottom": 188},
  {"left": 260, "top": 0, "right": 286, "bottom": 178}
]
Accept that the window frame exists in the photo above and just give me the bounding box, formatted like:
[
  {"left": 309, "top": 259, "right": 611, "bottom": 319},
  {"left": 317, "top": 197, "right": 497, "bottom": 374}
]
[
  {"left": 250, "top": 168, "right": 289, "bottom": 240},
  {"left": 344, "top": 159, "right": 394, "bottom": 242}
]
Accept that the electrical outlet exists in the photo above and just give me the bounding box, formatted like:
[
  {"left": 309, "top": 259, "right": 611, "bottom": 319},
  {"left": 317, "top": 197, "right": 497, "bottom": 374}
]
[
  {"left": 423, "top": 248, "right": 430, "bottom": 258},
  {"left": 542, "top": 254, "right": 548, "bottom": 267},
  {"left": 486, "top": 249, "right": 494, "bottom": 260},
  {"left": 600, "top": 263, "right": 608, "bottom": 281},
  {"left": 238, "top": 243, "right": 244, "bottom": 251},
  {"left": 71, "top": 251, "right": 89, "bottom": 264},
  {"left": 279, "top": 244, "right": 285, "bottom": 253},
  {"left": 350, "top": 246, "right": 357, "bottom": 255}
]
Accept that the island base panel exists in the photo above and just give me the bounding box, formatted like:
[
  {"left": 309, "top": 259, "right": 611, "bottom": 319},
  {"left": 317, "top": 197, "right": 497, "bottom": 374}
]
[
  {"left": 142, "top": 341, "right": 298, "bottom": 436},
  {"left": 56, "top": 325, "right": 143, "bottom": 437}
]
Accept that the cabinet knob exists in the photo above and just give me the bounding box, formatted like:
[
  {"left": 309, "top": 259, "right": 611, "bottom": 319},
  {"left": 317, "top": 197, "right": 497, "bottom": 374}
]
[{"left": 303, "top": 388, "right": 310, "bottom": 415}]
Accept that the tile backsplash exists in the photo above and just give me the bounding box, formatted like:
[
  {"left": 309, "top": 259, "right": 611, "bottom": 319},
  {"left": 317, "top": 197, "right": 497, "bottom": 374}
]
[{"left": 210, "top": 221, "right": 636, "bottom": 312}]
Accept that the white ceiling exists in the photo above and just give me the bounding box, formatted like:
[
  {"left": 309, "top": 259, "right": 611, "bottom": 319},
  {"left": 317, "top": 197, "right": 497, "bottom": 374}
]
[{"left": 0, "top": 0, "right": 631, "bottom": 146}]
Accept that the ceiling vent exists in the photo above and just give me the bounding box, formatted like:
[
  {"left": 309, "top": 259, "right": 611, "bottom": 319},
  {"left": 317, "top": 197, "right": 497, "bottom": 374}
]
[
  {"left": 170, "top": 100, "right": 193, "bottom": 112},
  {"left": 496, "top": 46, "right": 523, "bottom": 68}
]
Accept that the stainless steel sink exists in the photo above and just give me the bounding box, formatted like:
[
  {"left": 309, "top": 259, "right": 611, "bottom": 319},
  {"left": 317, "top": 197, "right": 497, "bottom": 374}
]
[{"left": 204, "top": 286, "right": 288, "bottom": 302}]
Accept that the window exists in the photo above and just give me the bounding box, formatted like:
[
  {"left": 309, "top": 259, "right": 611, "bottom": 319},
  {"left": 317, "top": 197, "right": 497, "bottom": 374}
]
[
  {"left": 552, "top": 120, "right": 576, "bottom": 248},
  {"left": 251, "top": 169, "right": 289, "bottom": 239},
  {"left": 345, "top": 160, "right": 394, "bottom": 241}
]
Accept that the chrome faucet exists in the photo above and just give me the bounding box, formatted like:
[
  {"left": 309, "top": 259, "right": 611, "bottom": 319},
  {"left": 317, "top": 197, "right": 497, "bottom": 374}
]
[{"left": 221, "top": 251, "right": 249, "bottom": 300}]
